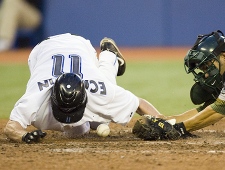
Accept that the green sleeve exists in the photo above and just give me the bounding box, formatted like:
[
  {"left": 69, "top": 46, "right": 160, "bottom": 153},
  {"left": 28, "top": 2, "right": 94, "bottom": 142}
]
[
  {"left": 211, "top": 99, "right": 225, "bottom": 115},
  {"left": 196, "top": 99, "right": 216, "bottom": 112}
]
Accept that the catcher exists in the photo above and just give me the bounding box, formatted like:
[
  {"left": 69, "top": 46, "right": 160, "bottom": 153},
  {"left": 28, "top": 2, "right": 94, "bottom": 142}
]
[
  {"left": 168, "top": 30, "right": 225, "bottom": 137},
  {"left": 133, "top": 30, "right": 225, "bottom": 141},
  {"left": 134, "top": 30, "right": 225, "bottom": 141}
]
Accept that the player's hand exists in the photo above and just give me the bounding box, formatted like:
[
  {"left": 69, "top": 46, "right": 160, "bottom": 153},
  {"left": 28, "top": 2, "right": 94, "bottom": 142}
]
[{"left": 22, "top": 130, "right": 47, "bottom": 144}]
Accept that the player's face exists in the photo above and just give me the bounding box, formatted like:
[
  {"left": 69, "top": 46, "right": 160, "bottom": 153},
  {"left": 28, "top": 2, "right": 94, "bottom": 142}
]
[
  {"left": 218, "top": 52, "right": 225, "bottom": 75},
  {"left": 198, "top": 60, "right": 217, "bottom": 78},
  {"left": 199, "top": 53, "right": 225, "bottom": 78}
]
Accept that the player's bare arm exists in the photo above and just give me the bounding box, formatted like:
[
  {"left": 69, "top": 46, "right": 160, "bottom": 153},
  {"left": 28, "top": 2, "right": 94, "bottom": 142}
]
[
  {"left": 4, "top": 120, "right": 28, "bottom": 142},
  {"left": 136, "top": 98, "right": 164, "bottom": 118},
  {"left": 4, "top": 120, "right": 46, "bottom": 143}
]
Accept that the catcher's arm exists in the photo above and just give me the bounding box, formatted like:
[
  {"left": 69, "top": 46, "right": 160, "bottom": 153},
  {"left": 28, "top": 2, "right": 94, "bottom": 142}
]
[
  {"left": 166, "top": 109, "right": 198, "bottom": 123},
  {"left": 166, "top": 98, "right": 216, "bottom": 123},
  {"left": 136, "top": 98, "right": 165, "bottom": 118},
  {"left": 4, "top": 120, "right": 46, "bottom": 143}
]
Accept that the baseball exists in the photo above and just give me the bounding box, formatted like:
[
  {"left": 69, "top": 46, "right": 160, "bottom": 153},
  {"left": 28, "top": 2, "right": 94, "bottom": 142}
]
[
  {"left": 96, "top": 124, "right": 110, "bottom": 137},
  {"left": 167, "top": 119, "right": 176, "bottom": 125}
]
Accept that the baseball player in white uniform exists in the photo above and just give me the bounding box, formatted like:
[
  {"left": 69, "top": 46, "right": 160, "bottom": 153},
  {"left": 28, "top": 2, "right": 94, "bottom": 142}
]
[{"left": 4, "top": 33, "right": 163, "bottom": 143}]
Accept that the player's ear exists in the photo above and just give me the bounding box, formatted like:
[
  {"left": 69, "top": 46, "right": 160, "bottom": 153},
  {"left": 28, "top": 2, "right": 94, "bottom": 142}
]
[
  {"left": 222, "top": 52, "right": 225, "bottom": 60},
  {"left": 218, "top": 53, "right": 225, "bottom": 63}
]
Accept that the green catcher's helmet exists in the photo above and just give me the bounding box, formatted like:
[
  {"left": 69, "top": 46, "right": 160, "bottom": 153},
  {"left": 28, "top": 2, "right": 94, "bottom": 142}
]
[{"left": 184, "top": 30, "right": 225, "bottom": 104}]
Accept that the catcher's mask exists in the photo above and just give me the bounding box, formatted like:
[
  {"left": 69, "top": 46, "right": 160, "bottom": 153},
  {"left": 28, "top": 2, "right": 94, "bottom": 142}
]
[
  {"left": 184, "top": 30, "right": 224, "bottom": 104},
  {"left": 51, "top": 73, "right": 87, "bottom": 123}
]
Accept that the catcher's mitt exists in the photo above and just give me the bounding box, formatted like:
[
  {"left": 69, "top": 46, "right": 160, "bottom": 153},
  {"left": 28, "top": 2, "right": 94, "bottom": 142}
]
[{"left": 132, "top": 115, "right": 181, "bottom": 140}]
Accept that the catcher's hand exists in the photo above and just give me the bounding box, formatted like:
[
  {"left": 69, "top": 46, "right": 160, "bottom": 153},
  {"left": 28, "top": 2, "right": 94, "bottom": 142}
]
[
  {"left": 132, "top": 115, "right": 181, "bottom": 140},
  {"left": 22, "top": 130, "right": 47, "bottom": 144}
]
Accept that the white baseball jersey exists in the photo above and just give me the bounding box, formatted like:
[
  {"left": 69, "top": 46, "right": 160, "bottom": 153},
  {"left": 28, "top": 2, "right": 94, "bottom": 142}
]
[{"left": 10, "top": 33, "right": 139, "bottom": 135}]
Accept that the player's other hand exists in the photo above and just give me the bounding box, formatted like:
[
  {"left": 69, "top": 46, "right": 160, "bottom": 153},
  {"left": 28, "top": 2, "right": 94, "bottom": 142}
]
[{"left": 22, "top": 130, "right": 47, "bottom": 144}]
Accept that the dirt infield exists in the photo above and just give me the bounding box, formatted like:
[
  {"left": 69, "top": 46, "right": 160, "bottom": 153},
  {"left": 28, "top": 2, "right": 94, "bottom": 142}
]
[
  {"left": 1, "top": 119, "right": 225, "bottom": 170},
  {"left": 1, "top": 47, "right": 225, "bottom": 170}
]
